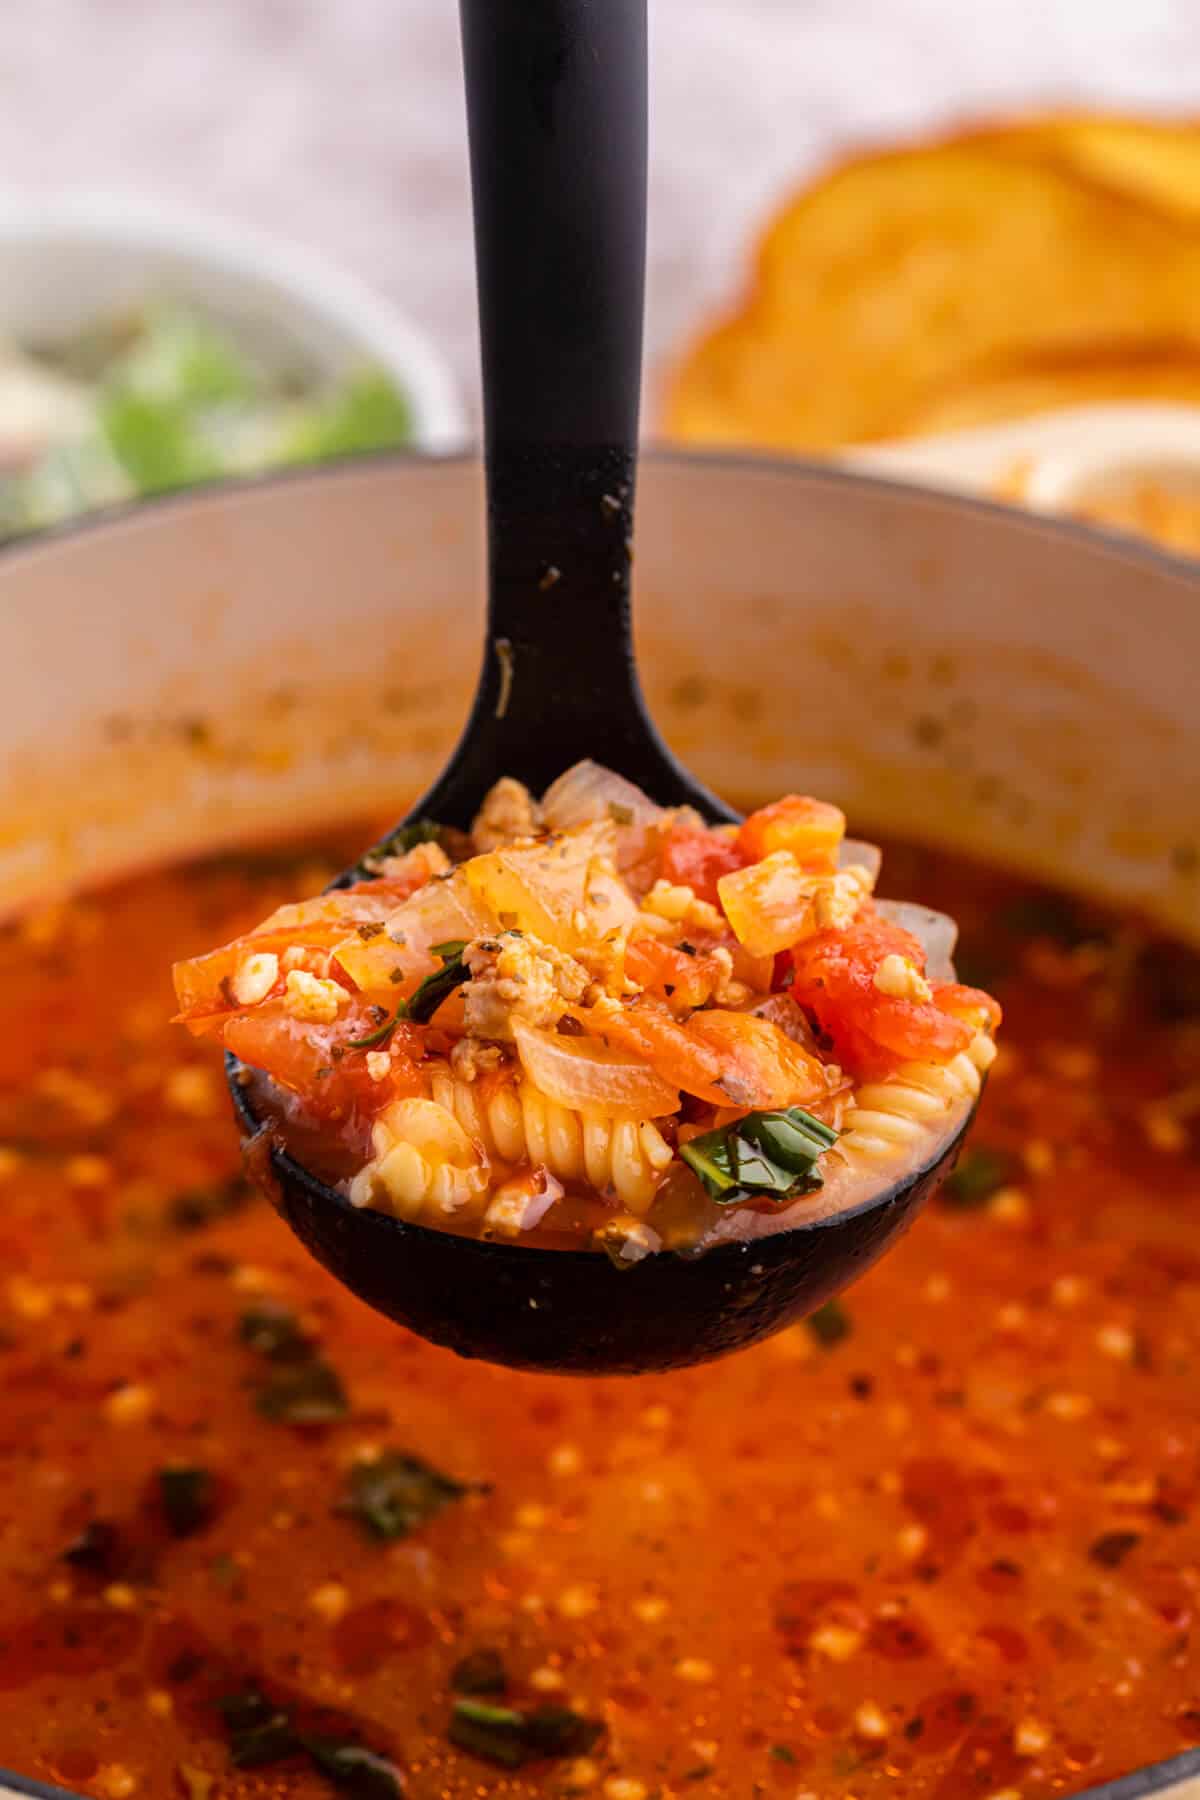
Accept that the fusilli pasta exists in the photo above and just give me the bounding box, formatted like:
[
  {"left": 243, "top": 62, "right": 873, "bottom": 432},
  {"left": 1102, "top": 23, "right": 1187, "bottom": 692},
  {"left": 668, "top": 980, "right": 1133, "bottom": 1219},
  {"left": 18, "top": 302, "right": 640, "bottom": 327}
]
[
  {"left": 349, "top": 1065, "right": 674, "bottom": 1223},
  {"left": 835, "top": 1031, "right": 996, "bottom": 1167}
]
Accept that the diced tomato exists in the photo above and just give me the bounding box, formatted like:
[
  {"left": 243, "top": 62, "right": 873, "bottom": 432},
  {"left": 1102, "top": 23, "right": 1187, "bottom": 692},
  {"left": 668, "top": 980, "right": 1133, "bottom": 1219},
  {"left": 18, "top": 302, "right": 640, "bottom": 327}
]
[
  {"left": 174, "top": 927, "right": 341, "bottom": 1033},
  {"left": 685, "top": 1009, "right": 828, "bottom": 1110},
  {"left": 790, "top": 914, "right": 999, "bottom": 1080},
  {"left": 738, "top": 796, "right": 845, "bottom": 870},
  {"left": 223, "top": 1001, "right": 427, "bottom": 1121},
  {"left": 577, "top": 996, "right": 829, "bottom": 1111},
  {"left": 934, "top": 982, "right": 1003, "bottom": 1037},
  {"left": 173, "top": 865, "right": 439, "bottom": 1034},
  {"left": 624, "top": 936, "right": 731, "bottom": 1010},
  {"left": 658, "top": 824, "right": 747, "bottom": 906},
  {"left": 576, "top": 998, "right": 729, "bottom": 1106}
]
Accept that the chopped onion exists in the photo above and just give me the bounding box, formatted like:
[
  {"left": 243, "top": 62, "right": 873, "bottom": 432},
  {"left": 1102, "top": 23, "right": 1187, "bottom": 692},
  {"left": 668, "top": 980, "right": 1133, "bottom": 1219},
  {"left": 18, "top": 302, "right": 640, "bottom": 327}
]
[
  {"left": 542, "top": 761, "right": 666, "bottom": 885},
  {"left": 542, "top": 760, "right": 663, "bottom": 833},
  {"left": 840, "top": 838, "right": 882, "bottom": 883},
  {"left": 512, "top": 1017, "right": 680, "bottom": 1120},
  {"left": 465, "top": 823, "right": 636, "bottom": 951},
  {"left": 874, "top": 898, "right": 959, "bottom": 980},
  {"left": 333, "top": 872, "right": 495, "bottom": 995}
]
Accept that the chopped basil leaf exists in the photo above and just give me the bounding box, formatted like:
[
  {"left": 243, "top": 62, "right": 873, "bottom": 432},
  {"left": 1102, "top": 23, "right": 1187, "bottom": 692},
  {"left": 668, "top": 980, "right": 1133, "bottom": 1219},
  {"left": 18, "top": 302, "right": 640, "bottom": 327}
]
[
  {"left": 449, "top": 1698, "right": 603, "bottom": 1768},
  {"left": 218, "top": 1689, "right": 403, "bottom": 1792},
  {"left": 769, "top": 1745, "right": 798, "bottom": 1764},
  {"left": 679, "top": 1129, "right": 740, "bottom": 1200},
  {"left": 302, "top": 1738, "right": 406, "bottom": 1797},
  {"left": 407, "top": 947, "right": 471, "bottom": 1025},
  {"left": 1088, "top": 1530, "right": 1141, "bottom": 1567},
  {"left": 364, "top": 820, "right": 442, "bottom": 867},
  {"left": 940, "top": 1145, "right": 1019, "bottom": 1209},
  {"left": 346, "top": 1011, "right": 402, "bottom": 1050},
  {"left": 338, "top": 1450, "right": 479, "bottom": 1541},
  {"left": 451, "top": 1648, "right": 509, "bottom": 1695},
  {"left": 448, "top": 1700, "right": 528, "bottom": 1768},
  {"left": 238, "top": 1301, "right": 312, "bottom": 1362},
  {"left": 680, "top": 1107, "right": 837, "bottom": 1207},
  {"left": 169, "top": 1176, "right": 249, "bottom": 1231},
  {"left": 519, "top": 1707, "right": 605, "bottom": 1758},
  {"left": 219, "top": 1689, "right": 300, "bottom": 1768},
  {"left": 159, "top": 1464, "right": 215, "bottom": 1537},
  {"left": 376, "top": 824, "right": 440, "bottom": 860},
  {"left": 742, "top": 1108, "right": 837, "bottom": 1169},
  {"left": 256, "top": 1359, "right": 349, "bottom": 1425},
  {"left": 61, "top": 1519, "right": 122, "bottom": 1574},
  {"left": 806, "top": 1299, "right": 852, "bottom": 1347}
]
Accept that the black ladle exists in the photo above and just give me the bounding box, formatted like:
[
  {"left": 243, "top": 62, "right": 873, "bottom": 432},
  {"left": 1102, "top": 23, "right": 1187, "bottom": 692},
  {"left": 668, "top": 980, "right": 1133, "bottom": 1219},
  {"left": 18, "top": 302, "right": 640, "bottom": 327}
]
[{"left": 228, "top": 0, "right": 974, "bottom": 1374}]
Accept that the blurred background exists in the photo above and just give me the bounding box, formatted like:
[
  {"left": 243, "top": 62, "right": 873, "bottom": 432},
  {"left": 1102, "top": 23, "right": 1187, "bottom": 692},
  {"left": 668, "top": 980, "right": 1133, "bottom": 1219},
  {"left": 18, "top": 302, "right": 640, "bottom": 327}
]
[
  {"left": 3, "top": 0, "right": 1200, "bottom": 545},
  {"left": 4, "top": 0, "right": 1197, "bottom": 407}
]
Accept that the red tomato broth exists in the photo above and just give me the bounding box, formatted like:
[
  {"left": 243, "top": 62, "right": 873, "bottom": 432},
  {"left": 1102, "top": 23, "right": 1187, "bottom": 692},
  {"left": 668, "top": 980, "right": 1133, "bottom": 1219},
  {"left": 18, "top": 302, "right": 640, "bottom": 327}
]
[{"left": 0, "top": 827, "right": 1197, "bottom": 1796}]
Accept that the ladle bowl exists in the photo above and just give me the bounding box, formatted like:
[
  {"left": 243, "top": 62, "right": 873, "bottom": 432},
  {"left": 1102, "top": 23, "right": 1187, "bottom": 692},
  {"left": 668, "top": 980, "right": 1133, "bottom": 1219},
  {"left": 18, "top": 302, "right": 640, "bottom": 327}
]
[{"left": 231, "top": 1068, "right": 970, "bottom": 1372}]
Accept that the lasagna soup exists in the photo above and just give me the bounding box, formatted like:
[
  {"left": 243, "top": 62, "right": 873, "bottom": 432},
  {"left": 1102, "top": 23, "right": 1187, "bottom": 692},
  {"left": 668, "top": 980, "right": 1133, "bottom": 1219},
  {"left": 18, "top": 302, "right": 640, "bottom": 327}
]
[{"left": 0, "top": 820, "right": 1197, "bottom": 1797}]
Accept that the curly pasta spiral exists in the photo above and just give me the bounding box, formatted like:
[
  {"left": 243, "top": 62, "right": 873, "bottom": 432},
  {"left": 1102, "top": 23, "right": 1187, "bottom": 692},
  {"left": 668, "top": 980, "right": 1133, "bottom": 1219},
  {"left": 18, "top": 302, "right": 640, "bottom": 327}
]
[
  {"left": 349, "top": 1066, "right": 674, "bottom": 1224},
  {"left": 836, "top": 1032, "right": 996, "bottom": 1167},
  {"left": 429, "top": 1065, "right": 673, "bottom": 1215}
]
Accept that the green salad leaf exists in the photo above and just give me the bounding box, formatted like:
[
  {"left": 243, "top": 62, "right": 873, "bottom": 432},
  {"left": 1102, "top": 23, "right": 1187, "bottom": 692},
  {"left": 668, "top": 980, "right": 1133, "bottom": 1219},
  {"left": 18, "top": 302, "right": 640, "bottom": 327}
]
[{"left": 283, "top": 369, "right": 412, "bottom": 464}]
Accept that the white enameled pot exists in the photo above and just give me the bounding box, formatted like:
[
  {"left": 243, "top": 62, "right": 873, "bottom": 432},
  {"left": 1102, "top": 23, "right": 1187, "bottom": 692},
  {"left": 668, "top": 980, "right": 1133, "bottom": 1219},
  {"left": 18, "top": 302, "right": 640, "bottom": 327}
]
[{"left": 0, "top": 452, "right": 1196, "bottom": 1799}]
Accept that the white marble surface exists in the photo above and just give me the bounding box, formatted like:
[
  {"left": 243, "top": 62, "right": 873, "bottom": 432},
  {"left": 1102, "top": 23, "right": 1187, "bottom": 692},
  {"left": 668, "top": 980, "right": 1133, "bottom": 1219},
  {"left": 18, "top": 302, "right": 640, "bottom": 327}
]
[{"left": 1, "top": 1, "right": 1197, "bottom": 420}]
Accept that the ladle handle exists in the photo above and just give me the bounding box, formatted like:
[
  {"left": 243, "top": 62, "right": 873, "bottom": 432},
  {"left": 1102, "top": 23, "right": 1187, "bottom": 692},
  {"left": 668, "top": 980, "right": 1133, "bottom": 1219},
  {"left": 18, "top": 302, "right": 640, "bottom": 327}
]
[{"left": 450, "top": 0, "right": 652, "bottom": 796}]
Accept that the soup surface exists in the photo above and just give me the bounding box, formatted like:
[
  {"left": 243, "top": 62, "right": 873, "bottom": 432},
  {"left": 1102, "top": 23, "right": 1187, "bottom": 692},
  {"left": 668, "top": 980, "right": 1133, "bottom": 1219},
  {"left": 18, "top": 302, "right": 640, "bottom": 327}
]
[{"left": 1, "top": 826, "right": 1198, "bottom": 1799}]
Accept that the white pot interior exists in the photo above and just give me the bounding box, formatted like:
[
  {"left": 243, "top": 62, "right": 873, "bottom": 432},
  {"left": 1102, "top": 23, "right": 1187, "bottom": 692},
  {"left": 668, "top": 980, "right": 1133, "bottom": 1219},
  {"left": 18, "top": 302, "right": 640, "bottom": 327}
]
[{"left": 0, "top": 452, "right": 1196, "bottom": 943}]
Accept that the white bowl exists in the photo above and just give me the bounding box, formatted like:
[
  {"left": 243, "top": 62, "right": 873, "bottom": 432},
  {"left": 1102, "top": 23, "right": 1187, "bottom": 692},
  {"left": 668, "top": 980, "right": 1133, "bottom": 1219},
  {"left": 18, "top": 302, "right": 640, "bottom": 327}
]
[{"left": 0, "top": 192, "right": 467, "bottom": 454}]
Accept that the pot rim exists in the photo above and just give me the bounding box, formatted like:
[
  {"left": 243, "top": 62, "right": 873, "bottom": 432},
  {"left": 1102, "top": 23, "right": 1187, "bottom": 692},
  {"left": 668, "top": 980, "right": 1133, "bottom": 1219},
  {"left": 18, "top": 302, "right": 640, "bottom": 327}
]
[{"left": 0, "top": 441, "right": 1197, "bottom": 596}]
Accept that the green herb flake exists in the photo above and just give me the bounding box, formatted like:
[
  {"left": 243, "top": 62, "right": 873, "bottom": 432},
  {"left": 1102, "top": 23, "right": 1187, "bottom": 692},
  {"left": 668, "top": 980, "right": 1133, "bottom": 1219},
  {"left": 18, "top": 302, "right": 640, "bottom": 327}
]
[
  {"left": 363, "top": 819, "right": 442, "bottom": 869},
  {"left": 940, "top": 1145, "right": 1019, "bottom": 1210},
  {"left": 407, "top": 946, "right": 471, "bottom": 1025},
  {"left": 218, "top": 1689, "right": 300, "bottom": 1769},
  {"left": 769, "top": 1744, "right": 798, "bottom": 1764},
  {"left": 608, "top": 802, "right": 635, "bottom": 826},
  {"left": 302, "top": 1738, "right": 406, "bottom": 1797},
  {"left": 338, "top": 1450, "right": 480, "bottom": 1542},
  {"left": 61, "top": 1519, "right": 122, "bottom": 1574},
  {"left": 238, "top": 1301, "right": 311, "bottom": 1362},
  {"left": 680, "top": 1107, "right": 837, "bottom": 1207},
  {"left": 256, "top": 1359, "right": 349, "bottom": 1425},
  {"left": 346, "top": 1011, "right": 402, "bottom": 1051},
  {"left": 159, "top": 1464, "right": 215, "bottom": 1537},
  {"left": 806, "top": 1299, "right": 852, "bottom": 1347},
  {"left": 448, "top": 1698, "right": 603, "bottom": 1769},
  {"left": 1088, "top": 1530, "right": 1141, "bottom": 1567},
  {"left": 169, "top": 1176, "right": 249, "bottom": 1231},
  {"left": 450, "top": 1647, "right": 508, "bottom": 1695}
]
